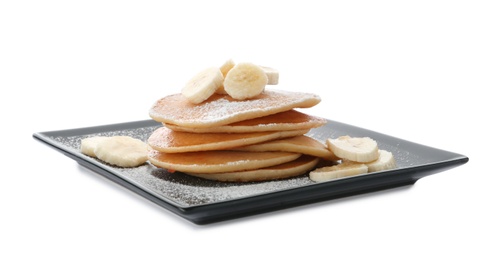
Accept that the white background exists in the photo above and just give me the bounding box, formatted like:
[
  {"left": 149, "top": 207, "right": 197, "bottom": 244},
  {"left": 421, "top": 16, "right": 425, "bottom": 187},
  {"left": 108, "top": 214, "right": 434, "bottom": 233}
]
[{"left": 1, "top": 1, "right": 503, "bottom": 259}]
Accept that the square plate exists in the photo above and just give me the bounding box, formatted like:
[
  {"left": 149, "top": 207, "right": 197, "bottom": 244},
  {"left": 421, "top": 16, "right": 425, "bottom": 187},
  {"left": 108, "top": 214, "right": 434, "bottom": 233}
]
[{"left": 33, "top": 119, "right": 468, "bottom": 224}]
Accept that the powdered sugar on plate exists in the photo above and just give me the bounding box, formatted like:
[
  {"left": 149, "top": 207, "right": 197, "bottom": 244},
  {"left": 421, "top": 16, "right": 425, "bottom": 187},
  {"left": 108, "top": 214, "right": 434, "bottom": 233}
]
[
  {"left": 49, "top": 125, "right": 313, "bottom": 207},
  {"left": 42, "top": 120, "right": 419, "bottom": 208}
]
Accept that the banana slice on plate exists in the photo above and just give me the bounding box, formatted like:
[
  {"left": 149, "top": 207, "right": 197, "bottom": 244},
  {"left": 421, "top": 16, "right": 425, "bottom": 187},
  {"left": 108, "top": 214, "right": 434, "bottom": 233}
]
[
  {"left": 81, "top": 136, "right": 110, "bottom": 157},
  {"left": 94, "top": 136, "right": 149, "bottom": 167},
  {"left": 224, "top": 62, "right": 268, "bottom": 100},
  {"left": 81, "top": 136, "right": 149, "bottom": 168},
  {"left": 309, "top": 147, "right": 397, "bottom": 182},
  {"left": 366, "top": 149, "right": 397, "bottom": 172},
  {"left": 181, "top": 67, "right": 224, "bottom": 104},
  {"left": 327, "top": 135, "right": 379, "bottom": 163},
  {"left": 309, "top": 161, "right": 368, "bottom": 182}
]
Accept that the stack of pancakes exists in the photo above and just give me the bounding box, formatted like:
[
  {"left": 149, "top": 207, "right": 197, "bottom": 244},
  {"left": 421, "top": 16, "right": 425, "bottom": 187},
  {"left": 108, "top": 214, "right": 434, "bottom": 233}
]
[{"left": 147, "top": 90, "right": 337, "bottom": 182}]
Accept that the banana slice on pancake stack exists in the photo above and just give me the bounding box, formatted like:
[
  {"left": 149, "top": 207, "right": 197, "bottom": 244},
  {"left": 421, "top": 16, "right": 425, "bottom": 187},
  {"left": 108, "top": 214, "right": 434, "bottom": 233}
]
[{"left": 147, "top": 60, "right": 337, "bottom": 182}]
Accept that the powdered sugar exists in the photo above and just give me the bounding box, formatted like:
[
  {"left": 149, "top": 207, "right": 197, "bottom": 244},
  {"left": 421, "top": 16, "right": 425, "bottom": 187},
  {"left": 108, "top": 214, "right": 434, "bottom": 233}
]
[
  {"left": 40, "top": 120, "right": 428, "bottom": 208},
  {"left": 149, "top": 90, "right": 321, "bottom": 127},
  {"left": 47, "top": 125, "right": 313, "bottom": 207}
]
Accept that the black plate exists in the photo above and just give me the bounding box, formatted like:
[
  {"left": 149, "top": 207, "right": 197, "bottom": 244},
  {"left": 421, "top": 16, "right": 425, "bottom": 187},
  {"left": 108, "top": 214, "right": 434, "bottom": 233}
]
[{"left": 33, "top": 119, "right": 468, "bottom": 225}]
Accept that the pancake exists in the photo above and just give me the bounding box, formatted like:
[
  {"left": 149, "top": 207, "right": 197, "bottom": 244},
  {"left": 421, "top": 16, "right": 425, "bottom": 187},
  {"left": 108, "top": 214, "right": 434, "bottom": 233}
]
[
  {"left": 163, "top": 110, "right": 326, "bottom": 133},
  {"left": 148, "top": 127, "right": 308, "bottom": 153},
  {"left": 233, "top": 135, "right": 339, "bottom": 161},
  {"left": 148, "top": 150, "right": 301, "bottom": 174},
  {"left": 186, "top": 155, "right": 319, "bottom": 182},
  {"left": 149, "top": 90, "right": 321, "bottom": 128}
]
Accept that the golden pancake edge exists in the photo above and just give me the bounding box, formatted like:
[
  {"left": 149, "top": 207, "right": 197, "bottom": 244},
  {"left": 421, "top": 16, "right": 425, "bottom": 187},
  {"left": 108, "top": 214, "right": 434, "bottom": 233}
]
[
  {"left": 162, "top": 110, "right": 326, "bottom": 133},
  {"left": 149, "top": 90, "right": 321, "bottom": 128},
  {"left": 233, "top": 135, "right": 338, "bottom": 161},
  {"left": 186, "top": 155, "right": 320, "bottom": 182},
  {"left": 148, "top": 127, "right": 309, "bottom": 153},
  {"left": 148, "top": 150, "right": 302, "bottom": 174}
]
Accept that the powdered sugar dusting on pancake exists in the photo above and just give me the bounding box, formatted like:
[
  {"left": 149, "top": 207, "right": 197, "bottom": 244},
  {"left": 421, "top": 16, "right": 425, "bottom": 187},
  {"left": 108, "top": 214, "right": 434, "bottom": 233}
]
[
  {"left": 149, "top": 90, "right": 321, "bottom": 128},
  {"left": 162, "top": 110, "right": 327, "bottom": 133}
]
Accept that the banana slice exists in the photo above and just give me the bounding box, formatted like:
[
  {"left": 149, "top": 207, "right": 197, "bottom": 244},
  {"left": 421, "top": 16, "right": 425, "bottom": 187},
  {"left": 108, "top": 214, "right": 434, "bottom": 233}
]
[
  {"left": 309, "top": 161, "right": 368, "bottom": 182},
  {"left": 261, "top": 66, "right": 279, "bottom": 85},
  {"left": 366, "top": 149, "right": 396, "bottom": 172},
  {"left": 215, "top": 59, "right": 235, "bottom": 95},
  {"left": 81, "top": 136, "right": 110, "bottom": 157},
  {"left": 181, "top": 67, "right": 224, "bottom": 104},
  {"left": 93, "top": 136, "right": 149, "bottom": 167},
  {"left": 223, "top": 62, "right": 268, "bottom": 100},
  {"left": 220, "top": 59, "right": 235, "bottom": 77},
  {"left": 327, "top": 135, "right": 379, "bottom": 163}
]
